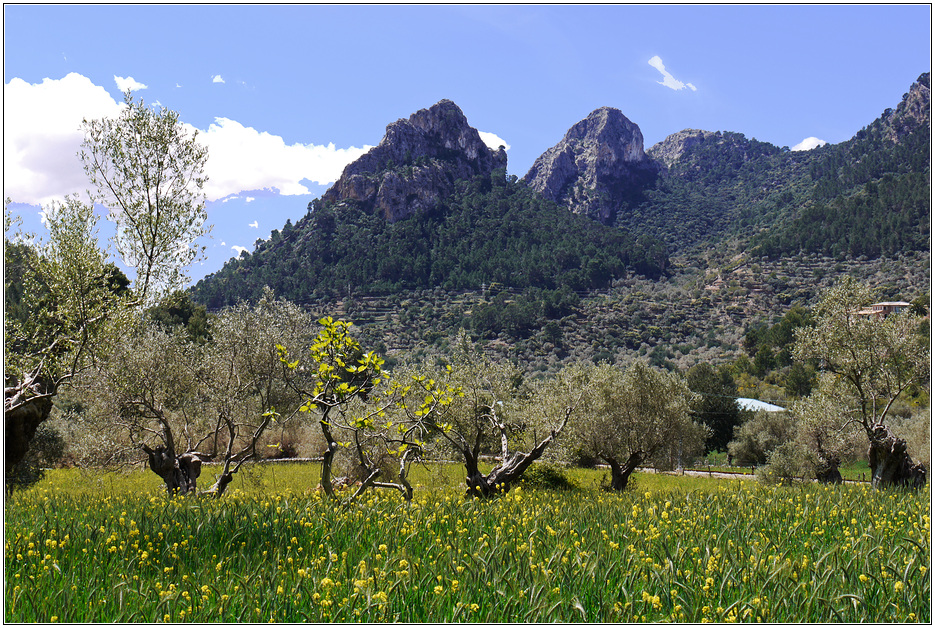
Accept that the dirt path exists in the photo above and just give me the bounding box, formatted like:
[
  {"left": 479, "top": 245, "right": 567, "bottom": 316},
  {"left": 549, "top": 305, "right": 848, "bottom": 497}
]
[{"left": 639, "top": 467, "right": 756, "bottom": 481}]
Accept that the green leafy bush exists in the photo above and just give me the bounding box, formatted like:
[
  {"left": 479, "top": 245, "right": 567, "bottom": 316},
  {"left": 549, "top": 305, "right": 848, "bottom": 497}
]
[{"left": 521, "top": 463, "right": 578, "bottom": 490}]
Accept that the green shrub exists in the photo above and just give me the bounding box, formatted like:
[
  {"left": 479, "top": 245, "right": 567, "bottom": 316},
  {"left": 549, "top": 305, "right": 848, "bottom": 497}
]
[{"left": 521, "top": 463, "right": 578, "bottom": 490}]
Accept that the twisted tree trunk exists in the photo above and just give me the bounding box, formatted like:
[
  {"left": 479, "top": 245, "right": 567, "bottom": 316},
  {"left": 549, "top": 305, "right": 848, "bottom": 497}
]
[
  {"left": 868, "top": 425, "right": 927, "bottom": 488},
  {"left": 5, "top": 374, "right": 55, "bottom": 475},
  {"left": 814, "top": 435, "right": 843, "bottom": 484},
  {"left": 464, "top": 442, "right": 493, "bottom": 497},
  {"left": 605, "top": 452, "right": 643, "bottom": 491},
  {"left": 463, "top": 408, "right": 571, "bottom": 498},
  {"left": 142, "top": 444, "right": 212, "bottom": 495}
]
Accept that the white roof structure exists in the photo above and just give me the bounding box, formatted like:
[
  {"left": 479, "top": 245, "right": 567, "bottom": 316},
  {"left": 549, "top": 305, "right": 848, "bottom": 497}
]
[{"left": 736, "top": 397, "right": 786, "bottom": 413}]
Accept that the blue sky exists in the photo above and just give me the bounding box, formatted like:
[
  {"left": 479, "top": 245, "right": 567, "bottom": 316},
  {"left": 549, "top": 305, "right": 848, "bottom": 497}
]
[{"left": 4, "top": 4, "right": 931, "bottom": 285}]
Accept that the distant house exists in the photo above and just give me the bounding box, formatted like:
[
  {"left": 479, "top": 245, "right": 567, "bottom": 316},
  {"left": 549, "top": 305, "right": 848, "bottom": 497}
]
[
  {"left": 735, "top": 398, "right": 786, "bottom": 413},
  {"left": 856, "top": 301, "right": 911, "bottom": 318}
]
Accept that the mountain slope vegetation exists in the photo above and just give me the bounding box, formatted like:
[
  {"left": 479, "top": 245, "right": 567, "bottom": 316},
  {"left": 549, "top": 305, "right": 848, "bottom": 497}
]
[
  {"left": 630, "top": 73, "right": 930, "bottom": 259},
  {"left": 191, "top": 73, "right": 929, "bottom": 377},
  {"left": 750, "top": 74, "right": 930, "bottom": 258},
  {"left": 192, "top": 173, "right": 668, "bottom": 309}
]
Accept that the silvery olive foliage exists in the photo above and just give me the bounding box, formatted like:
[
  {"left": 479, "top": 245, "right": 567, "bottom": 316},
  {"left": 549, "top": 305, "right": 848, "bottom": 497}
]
[
  {"left": 566, "top": 361, "right": 706, "bottom": 491},
  {"left": 781, "top": 277, "right": 929, "bottom": 487},
  {"left": 80, "top": 91, "right": 210, "bottom": 305}
]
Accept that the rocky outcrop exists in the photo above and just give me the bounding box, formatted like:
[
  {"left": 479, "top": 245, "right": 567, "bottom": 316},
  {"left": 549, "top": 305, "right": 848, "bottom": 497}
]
[
  {"left": 522, "top": 107, "right": 658, "bottom": 224},
  {"left": 647, "top": 129, "right": 718, "bottom": 169},
  {"left": 322, "top": 99, "right": 507, "bottom": 222},
  {"left": 880, "top": 72, "right": 930, "bottom": 142}
]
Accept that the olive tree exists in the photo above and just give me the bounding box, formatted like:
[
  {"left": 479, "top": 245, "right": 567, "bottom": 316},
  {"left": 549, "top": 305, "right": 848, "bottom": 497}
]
[
  {"left": 191, "top": 294, "right": 314, "bottom": 497},
  {"left": 74, "top": 323, "right": 207, "bottom": 492},
  {"left": 6, "top": 93, "right": 210, "bottom": 477},
  {"left": 727, "top": 409, "right": 796, "bottom": 466},
  {"left": 74, "top": 293, "right": 313, "bottom": 496},
  {"left": 568, "top": 361, "right": 706, "bottom": 491},
  {"left": 792, "top": 277, "right": 929, "bottom": 488},
  {"left": 413, "top": 338, "right": 582, "bottom": 497},
  {"left": 5, "top": 197, "right": 129, "bottom": 475}
]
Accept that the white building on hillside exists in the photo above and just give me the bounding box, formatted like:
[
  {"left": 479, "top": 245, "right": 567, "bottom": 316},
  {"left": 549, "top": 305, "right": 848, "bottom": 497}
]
[{"left": 736, "top": 397, "right": 786, "bottom": 413}]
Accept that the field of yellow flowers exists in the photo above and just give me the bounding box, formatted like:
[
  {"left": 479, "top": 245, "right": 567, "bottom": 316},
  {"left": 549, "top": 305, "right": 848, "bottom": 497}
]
[{"left": 5, "top": 465, "right": 929, "bottom": 622}]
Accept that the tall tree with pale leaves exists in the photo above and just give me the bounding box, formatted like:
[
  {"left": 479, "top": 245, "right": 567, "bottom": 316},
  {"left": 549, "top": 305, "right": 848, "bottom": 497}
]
[{"left": 80, "top": 91, "right": 210, "bottom": 305}]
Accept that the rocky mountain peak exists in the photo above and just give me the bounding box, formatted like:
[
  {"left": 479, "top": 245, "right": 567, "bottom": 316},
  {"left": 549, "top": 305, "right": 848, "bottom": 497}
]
[
  {"left": 563, "top": 107, "right": 645, "bottom": 157},
  {"left": 647, "top": 129, "right": 719, "bottom": 169},
  {"left": 322, "top": 99, "right": 507, "bottom": 222},
  {"left": 522, "top": 106, "right": 658, "bottom": 224}
]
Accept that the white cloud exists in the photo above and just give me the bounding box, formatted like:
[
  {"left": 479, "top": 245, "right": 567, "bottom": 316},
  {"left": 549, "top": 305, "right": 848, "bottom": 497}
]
[
  {"left": 4, "top": 72, "right": 373, "bottom": 207},
  {"left": 231, "top": 245, "right": 248, "bottom": 256},
  {"left": 248, "top": 220, "right": 259, "bottom": 228},
  {"left": 114, "top": 75, "right": 147, "bottom": 92},
  {"left": 791, "top": 136, "right": 828, "bottom": 151},
  {"left": 478, "top": 131, "right": 510, "bottom": 152},
  {"left": 3, "top": 73, "right": 125, "bottom": 206},
  {"left": 245, "top": 196, "right": 255, "bottom": 203},
  {"left": 221, "top": 241, "right": 226, "bottom": 246},
  {"left": 193, "top": 116, "right": 371, "bottom": 200},
  {"left": 212, "top": 75, "right": 225, "bottom": 84},
  {"left": 648, "top": 56, "right": 697, "bottom": 92}
]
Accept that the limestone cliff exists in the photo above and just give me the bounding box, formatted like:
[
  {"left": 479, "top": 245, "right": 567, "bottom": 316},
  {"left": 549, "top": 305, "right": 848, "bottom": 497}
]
[
  {"left": 646, "top": 129, "right": 719, "bottom": 170},
  {"left": 522, "top": 107, "right": 658, "bottom": 224},
  {"left": 322, "top": 99, "right": 507, "bottom": 222},
  {"left": 880, "top": 72, "right": 930, "bottom": 142}
]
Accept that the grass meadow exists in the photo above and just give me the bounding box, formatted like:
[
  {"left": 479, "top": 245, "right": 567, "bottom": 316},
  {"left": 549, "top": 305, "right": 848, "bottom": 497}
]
[{"left": 4, "top": 463, "right": 929, "bottom": 622}]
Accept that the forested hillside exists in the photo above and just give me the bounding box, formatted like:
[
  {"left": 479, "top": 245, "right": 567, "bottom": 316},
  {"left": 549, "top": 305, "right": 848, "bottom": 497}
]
[
  {"left": 632, "top": 131, "right": 813, "bottom": 251},
  {"left": 630, "top": 74, "right": 930, "bottom": 259},
  {"left": 191, "top": 173, "right": 668, "bottom": 309},
  {"left": 751, "top": 73, "right": 930, "bottom": 258}
]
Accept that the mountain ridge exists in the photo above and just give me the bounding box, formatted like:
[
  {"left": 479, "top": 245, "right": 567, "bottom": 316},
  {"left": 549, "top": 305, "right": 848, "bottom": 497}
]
[{"left": 192, "top": 73, "right": 929, "bottom": 321}]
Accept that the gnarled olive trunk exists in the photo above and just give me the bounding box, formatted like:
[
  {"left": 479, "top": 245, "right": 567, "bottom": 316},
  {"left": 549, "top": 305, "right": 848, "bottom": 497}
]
[
  {"left": 464, "top": 446, "right": 494, "bottom": 497},
  {"left": 5, "top": 375, "right": 55, "bottom": 475},
  {"left": 465, "top": 450, "right": 542, "bottom": 497},
  {"left": 815, "top": 460, "right": 843, "bottom": 484},
  {"left": 605, "top": 452, "right": 643, "bottom": 491},
  {"left": 814, "top": 436, "right": 843, "bottom": 484},
  {"left": 142, "top": 444, "right": 210, "bottom": 495},
  {"left": 463, "top": 413, "right": 570, "bottom": 498},
  {"left": 868, "top": 425, "right": 927, "bottom": 489},
  {"left": 5, "top": 396, "right": 54, "bottom": 475}
]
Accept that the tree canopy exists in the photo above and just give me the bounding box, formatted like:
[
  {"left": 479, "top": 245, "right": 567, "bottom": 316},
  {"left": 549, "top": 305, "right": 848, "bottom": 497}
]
[
  {"left": 80, "top": 91, "right": 210, "bottom": 305},
  {"left": 791, "top": 277, "right": 929, "bottom": 487},
  {"left": 567, "top": 361, "right": 706, "bottom": 491}
]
